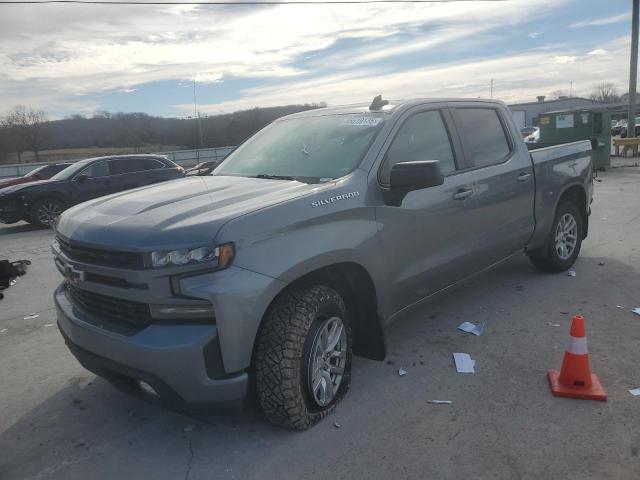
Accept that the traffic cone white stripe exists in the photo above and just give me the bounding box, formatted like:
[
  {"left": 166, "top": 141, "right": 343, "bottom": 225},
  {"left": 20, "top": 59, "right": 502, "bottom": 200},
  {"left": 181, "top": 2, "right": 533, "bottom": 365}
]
[{"left": 566, "top": 336, "right": 588, "bottom": 355}]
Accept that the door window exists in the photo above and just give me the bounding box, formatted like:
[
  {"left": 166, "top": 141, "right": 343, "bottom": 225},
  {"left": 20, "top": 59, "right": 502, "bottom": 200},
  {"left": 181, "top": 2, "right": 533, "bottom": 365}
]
[
  {"left": 454, "top": 108, "right": 511, "bottom": 167},
  {"left": 380, "top": 110, "right": 456, "bottom": 184},
  {"left": 141, "top": 158, "right": 165, "bottom": 170},
  {"left": 109, "top": 158, "right": 145, "bottom": 175},
  {"left": 80, "top": 161, "right": 110, "bottom": 178}
]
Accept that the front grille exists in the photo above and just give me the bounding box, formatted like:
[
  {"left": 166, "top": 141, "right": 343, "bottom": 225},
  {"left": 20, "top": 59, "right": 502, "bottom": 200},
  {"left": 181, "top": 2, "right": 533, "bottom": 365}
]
[
  {"left": 66, "top": 283, "right": 152, "bottom": 328},
  {"left": 57, "top": 236, "right": 145, "bottom": 269}
]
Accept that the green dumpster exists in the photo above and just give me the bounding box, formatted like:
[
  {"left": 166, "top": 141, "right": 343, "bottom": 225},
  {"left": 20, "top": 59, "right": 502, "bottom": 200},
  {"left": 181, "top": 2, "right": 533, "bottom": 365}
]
[{"left": 536, "top": 108, "right": 611, "bottom": 170}]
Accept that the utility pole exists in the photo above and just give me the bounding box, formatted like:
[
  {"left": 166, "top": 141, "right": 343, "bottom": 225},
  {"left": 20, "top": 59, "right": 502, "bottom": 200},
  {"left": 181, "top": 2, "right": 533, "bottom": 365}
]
[
  {"left": 629, "top": 0, "right": 639, "bottom": 138},
  {"left": 569, "top": 80, "right": 573, "bottom": 98},
  {"left": 490, "top": 78, "right": 494, "bottom": 99},
  {"left": 193, "top": 79, "right": 204, "bottom": 149}
]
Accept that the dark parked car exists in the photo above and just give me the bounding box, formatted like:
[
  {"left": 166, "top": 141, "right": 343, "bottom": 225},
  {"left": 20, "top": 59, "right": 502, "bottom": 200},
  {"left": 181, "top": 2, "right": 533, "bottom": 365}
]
[
  {"left": 0, "top": 162, "right": 72, "bottom": 189},
  {"left": 0, "top": 155, "right": 184, "bottom": 228},
  {"left": 185, "top": 160, "right": 219, "bottom": 176}
]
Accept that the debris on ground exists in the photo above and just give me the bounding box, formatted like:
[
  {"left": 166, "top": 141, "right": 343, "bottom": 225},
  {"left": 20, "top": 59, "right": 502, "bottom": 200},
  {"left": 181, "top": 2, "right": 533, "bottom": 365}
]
[
  {"left": 567, "top": 270, "right": 576, "bottom": 277},
  {"left": 23, "top": 313, "right": 40, "bottom": 320},
  {"left": 0, "top": 328, "right": 7, "bottom": 334},
  {"left": 427, "top": 400, "right": 452, "bottom": 404},
  {"left": 458, "top": 321, "right": 484, "bottom": 336},
  {"left": 453, "top": 353, "right": 475, "bottom": 374},
  {"left": 546, "top": 322, "right": 561, "bottom": 327},
  {"left": 632, "top": 308, "right": 640, "bottom": 316},
  {"left": 398, "top": 368, "right": 407, "bottom": 376},
  {"left": 333, "top": 422, "right": 341, "bottom": 429},
  {"left": 629, "top": 388, "right": 640, "bottom": 396},
  {"left": 616, "top": 306, "right": 623, "bottom": 309},
  {"left": 598, "top": 262, "right": 605, "bottom": 266},
  {"left": 0, "top": 259, "right": 31, "bottom": 300},
  {"left": 44, "top": 323, "right": 54, "bottom": 327}
]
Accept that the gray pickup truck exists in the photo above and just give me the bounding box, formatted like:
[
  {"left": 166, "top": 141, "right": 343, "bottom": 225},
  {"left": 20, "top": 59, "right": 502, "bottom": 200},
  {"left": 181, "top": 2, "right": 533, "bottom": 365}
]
[{"left": 52, "top": 98, "right": 593, "bottom": 429}]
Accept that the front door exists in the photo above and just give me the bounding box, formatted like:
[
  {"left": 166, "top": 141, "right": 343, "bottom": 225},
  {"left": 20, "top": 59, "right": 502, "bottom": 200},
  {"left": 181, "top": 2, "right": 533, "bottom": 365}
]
[
  {"left": 375, "top": 107, "right": 482, "bottom": 315},
  {"left": 70, "top": 160, "right": 113, "bottom": 204}
]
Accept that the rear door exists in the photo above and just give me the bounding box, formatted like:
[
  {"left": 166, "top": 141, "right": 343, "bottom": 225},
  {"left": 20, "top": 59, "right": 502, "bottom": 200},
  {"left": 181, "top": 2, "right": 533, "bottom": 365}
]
[
  {"left": 107, "top": 158, "right": 150, "bottom": 193},
  {"left": 450, "top": 104, "right": 535, "bottom": 267},
  {"left": 375, "top": 106, "right": 482, "bottom": 313}
]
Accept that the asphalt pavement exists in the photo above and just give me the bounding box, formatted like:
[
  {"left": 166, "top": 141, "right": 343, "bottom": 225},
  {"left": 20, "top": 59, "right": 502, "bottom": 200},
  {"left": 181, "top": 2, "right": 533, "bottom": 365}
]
[{"left": 1, "top": 165, "right": 639, "bottom": 479}]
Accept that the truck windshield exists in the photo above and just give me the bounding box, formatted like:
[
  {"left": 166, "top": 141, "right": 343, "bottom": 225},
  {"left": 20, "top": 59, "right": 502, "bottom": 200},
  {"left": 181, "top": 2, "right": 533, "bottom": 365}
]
[{"left": 214, "top": 113, "right": 385, "bottom": 183}]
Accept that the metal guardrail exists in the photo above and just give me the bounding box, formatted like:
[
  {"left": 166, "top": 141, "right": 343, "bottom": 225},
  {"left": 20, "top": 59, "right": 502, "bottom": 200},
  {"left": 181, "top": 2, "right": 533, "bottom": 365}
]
[{"left": 0, "top": 146, "right": 237, "bottom": 179}]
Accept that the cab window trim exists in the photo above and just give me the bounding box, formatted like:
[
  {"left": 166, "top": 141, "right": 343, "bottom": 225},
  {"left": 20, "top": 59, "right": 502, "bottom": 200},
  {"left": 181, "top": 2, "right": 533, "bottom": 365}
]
[
  {"left": 450, "top": 106, "right": 515, "bottom": 172},
  {"left": 377, "top": 107, "right": 461, "bottom": 187}
]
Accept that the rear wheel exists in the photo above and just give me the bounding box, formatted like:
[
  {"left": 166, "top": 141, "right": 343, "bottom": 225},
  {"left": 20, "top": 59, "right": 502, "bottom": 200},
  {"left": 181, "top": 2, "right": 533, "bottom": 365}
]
[
  {"left": 255, "top": 285, "right": 352, "bottom": 430},
  {"left": 529, "top": 201, "right": 583, "bottom": 272},
  {"left": 31, "top": 198, "right": 65, "bottom": 228}
]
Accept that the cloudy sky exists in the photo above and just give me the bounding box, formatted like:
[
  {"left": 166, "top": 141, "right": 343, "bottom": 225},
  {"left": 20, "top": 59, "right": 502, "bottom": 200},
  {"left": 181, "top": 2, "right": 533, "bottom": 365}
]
[{"left": 0, "top": 0, "right": 633, "bottom": 118}]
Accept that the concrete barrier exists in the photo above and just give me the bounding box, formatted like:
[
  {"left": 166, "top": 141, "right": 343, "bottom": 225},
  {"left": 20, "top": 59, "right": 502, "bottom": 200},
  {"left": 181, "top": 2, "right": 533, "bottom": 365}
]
[{"left": 0, "top": 146, "right": 236, "bottom": 179}]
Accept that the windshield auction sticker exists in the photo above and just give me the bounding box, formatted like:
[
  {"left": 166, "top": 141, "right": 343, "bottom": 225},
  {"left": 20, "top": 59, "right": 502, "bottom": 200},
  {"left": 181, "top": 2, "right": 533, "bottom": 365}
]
[{"left": 341, "top": 116, "right": 382, "bottom": 127}]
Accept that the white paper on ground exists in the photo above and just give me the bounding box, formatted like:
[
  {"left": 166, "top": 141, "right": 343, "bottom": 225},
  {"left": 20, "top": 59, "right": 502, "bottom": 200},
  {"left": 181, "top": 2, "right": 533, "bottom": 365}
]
[
  {"left": 632, "top": 308, "right": 640, "bottom": 316},
  {"left": 453, "top": 353, "right": 475, "bottom": 374},
  {"left": 398, "top": 368, "right": 407, "bottom": 376},
  {"left": 458, "top": 321, "right": 484, "bottom": 336},
  {"left": 567, "top": 270, "right": 576, "bottom": 277},
  {"left": 427, "top": 400, "right": 452, "bottom": 404},
  {"left": 629, "top": 388, "right": 640, "bottom": 396}
]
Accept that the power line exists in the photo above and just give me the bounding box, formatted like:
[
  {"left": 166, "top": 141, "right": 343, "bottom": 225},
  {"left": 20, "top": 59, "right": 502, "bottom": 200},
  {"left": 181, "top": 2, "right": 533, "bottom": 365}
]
[{"left": 1, "top": 0, "right": 509, "bottom": 5}]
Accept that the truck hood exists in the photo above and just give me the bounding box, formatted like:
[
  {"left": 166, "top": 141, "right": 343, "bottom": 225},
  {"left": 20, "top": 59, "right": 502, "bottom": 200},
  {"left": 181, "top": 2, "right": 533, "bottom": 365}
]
[{"left": 56, "top": 175, "right": 319, "bottom": 249}]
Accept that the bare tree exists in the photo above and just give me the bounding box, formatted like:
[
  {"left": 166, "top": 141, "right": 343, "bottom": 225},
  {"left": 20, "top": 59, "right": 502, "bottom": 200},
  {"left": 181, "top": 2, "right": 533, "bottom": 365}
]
[
  {"left": 5, "top": 105, "right": 48, "bottom": 161},
  {"left": 589, "top": 82, "right": 621, "bottom": 103}
]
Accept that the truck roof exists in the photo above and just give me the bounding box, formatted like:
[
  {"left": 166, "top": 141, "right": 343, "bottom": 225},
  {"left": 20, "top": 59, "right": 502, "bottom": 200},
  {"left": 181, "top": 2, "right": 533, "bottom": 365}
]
[{"left": 281, "top": 98, "right": 506, "bottom": 119}]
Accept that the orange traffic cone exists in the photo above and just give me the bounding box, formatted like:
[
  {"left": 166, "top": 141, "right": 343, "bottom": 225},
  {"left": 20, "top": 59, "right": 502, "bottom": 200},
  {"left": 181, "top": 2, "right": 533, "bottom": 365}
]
[{"left": 547, "top": 315, "right": 607, "bottom": 401}]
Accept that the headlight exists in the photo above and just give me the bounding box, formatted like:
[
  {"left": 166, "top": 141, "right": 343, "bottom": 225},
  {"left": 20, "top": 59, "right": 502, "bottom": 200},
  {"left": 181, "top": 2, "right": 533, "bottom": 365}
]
[{"left": 151, "top": 242, "right": 234, "bottom": 269}]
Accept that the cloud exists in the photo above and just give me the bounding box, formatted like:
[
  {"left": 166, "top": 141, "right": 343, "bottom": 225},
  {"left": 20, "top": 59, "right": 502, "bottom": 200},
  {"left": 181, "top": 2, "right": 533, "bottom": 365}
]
[
  {"left": 570, "top": 13, "right": 630, "bottom": 28},
  {"left": 189, "top": 35, "right": 631, "bottom": 113},
  {"left": 587, "top": 48, "right": 607, "bottom": 56},
  {"left": 0, "top": 0, "right": 593, "bottom": 117}
]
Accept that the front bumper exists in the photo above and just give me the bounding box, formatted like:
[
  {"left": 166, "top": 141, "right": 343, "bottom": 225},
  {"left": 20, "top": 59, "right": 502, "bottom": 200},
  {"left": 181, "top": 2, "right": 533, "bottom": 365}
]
[
  {"left": 0, "top": 202, "right": 25, "bottom": 224},
  {"left": 55, "top": 283, "right": 248, "bottom": 409}
]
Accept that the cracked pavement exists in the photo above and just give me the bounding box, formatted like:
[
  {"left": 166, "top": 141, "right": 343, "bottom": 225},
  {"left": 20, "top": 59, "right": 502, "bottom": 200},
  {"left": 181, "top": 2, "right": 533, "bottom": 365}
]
[{"left": 1, "top": 166, "right": 639, "bottom": 479}]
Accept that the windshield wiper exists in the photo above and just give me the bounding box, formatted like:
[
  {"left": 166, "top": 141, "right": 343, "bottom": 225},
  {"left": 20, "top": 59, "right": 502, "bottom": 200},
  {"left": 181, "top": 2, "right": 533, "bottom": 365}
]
[{"left": 254, "top": 174, "right": 297, "bottom": 181}]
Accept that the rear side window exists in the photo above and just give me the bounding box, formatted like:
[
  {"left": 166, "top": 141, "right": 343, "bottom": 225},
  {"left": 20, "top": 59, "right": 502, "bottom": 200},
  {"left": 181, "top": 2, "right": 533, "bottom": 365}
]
[
  {"left": 455, "top": 108, "right": 511, "bottom": 167},
  {"left": 381, "top": 110, "right": 456, "bottom": 183},
  {"left": 109, "top": 159, "right": 145, "bottom": 175},
  {"left": 142, "top": 158, "right": 165, "bottom": 170}
]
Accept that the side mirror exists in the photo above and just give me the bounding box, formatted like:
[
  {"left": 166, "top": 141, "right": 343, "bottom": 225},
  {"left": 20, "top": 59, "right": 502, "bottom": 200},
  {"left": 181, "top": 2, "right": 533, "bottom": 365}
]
[
  {"left": 75, "top": 174, "right": 88, "bottom": 184},
  {"left": 385, "top": 160, "right": 444, "bottom": 206}
]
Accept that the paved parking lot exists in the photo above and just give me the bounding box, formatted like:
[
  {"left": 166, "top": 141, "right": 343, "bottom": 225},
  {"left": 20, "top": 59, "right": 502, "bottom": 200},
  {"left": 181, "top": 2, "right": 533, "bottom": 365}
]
[{"left": 1, "top": 166, "right": 639, "bottom": 480}]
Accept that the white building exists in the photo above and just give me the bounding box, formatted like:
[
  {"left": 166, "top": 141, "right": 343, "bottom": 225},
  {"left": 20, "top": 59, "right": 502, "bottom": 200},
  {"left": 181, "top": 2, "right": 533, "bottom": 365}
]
[{"left": 508, "top": 96, "right": 602, "bottom": 129}]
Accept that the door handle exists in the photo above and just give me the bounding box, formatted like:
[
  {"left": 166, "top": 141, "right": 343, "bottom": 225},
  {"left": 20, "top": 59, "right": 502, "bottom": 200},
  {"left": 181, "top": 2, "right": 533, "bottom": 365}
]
[
  {"left": 452, "top": 188, "right": 473, "bottom": 200},
  {"left": 517, "top": 172, "right": 532, "bottom": 182}
]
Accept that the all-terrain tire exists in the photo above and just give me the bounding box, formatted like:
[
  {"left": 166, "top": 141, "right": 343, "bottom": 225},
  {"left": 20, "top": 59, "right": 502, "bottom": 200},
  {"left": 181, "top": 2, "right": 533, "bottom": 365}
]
[
  {"left": 255, "top": 285, "right": 352, "bottom": 430},
  {"left": 529, "top": 201, "right": 583, "bottom": 273}
]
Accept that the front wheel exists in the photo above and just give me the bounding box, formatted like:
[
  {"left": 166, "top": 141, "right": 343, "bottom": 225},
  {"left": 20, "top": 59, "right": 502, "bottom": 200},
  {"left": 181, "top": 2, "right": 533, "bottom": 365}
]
[
  {"left": 529, "top": 201, "right": 583, "bottom": 272},
  {"left": 31, "top": 198, "right": 65, "bottom": 228},
  {"left": 255, "top": 285, "right": 352, "bottom": 430}
]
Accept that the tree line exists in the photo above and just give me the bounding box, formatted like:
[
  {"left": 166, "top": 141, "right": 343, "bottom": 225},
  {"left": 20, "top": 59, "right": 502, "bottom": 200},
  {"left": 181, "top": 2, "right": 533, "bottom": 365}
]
[{"left": 0, "top": 103, "right": 327, "bottom": 164}]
